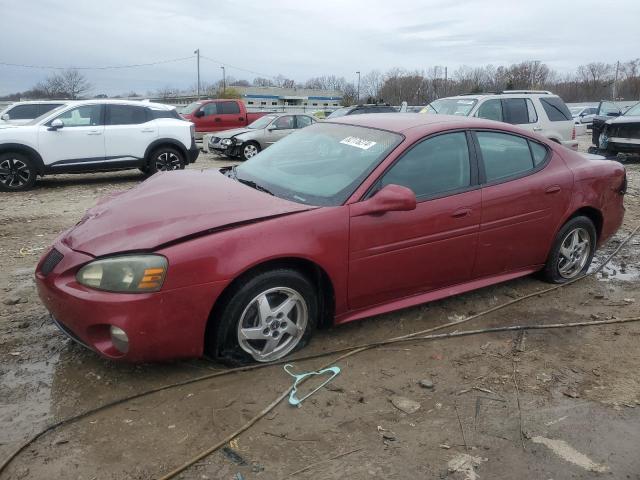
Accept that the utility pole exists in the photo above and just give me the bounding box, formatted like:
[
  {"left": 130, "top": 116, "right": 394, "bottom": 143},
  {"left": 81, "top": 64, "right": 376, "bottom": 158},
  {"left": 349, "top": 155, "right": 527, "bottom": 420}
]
[
  {"left": 221, "top": 66, "right": 226, "bottom": 96},
  {"left": 444, "top": 66, "right": 448, "bottom": 97},
  {"left": 356, "top": 71, "right": 361, "bottom": 103},
  {"left": 613, "top": 60, "right": 620, "bottom": 100},
  {"left": 194, "top": 49, "right": 200, "bottom": 99}
]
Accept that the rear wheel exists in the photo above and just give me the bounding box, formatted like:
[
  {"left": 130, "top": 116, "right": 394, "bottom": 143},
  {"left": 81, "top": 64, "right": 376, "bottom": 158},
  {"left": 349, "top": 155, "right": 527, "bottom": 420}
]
[
  {"left": 542, "top": 216, "right": 596, "bottom": 283},
  {"left": 207, "top": 269, "right": 317, "bottom": 365},
  {"left": 0, "top": 152, "right": 37, "bottom": 192},
  {"left": 146, "top": 146, "right": 185, "bottom": 174}
]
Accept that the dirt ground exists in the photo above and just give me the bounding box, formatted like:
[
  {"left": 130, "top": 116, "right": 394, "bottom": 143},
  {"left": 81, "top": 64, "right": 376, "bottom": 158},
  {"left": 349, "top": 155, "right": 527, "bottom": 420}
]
[{"left": 1, "top": 134, "right": 639, "bottom": 480}]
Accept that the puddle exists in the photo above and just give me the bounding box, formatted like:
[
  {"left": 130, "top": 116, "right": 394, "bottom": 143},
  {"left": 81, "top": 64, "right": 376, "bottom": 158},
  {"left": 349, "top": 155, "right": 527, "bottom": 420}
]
[{"left": 592, "top": 260, "right": 640, "bottom": 282}]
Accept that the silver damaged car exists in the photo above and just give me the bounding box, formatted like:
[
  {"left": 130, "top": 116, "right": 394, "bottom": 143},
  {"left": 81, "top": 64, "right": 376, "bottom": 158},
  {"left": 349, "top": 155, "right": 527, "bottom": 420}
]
[{"left": 205, "top": 113, "right": 316, "bottom": 160}]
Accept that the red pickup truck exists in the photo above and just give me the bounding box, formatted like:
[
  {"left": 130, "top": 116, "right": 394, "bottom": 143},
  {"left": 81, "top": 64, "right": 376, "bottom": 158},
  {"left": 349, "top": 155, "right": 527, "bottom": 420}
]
[{"left": 180, "top": 99, "right": 270, "bottom": 138}]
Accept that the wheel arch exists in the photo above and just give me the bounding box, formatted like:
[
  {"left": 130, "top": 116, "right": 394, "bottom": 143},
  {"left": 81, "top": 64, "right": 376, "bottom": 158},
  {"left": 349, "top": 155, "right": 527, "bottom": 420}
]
[
  {"left": 566, "top": 206, "right": 603, "bottom": 242},
  {"left": 204, "top": 256, "right": 336, "bottom": 349},
  {"left": 0, "top": 143, "right": 45, "bottom": 175},
  {"left": 144, "top": 138, "right": 188, "bottom": 165}
]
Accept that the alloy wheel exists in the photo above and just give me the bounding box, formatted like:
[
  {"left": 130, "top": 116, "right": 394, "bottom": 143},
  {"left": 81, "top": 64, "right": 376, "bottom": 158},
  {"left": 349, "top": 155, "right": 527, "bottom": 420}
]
[
  {"left": 237, "top": 287, "right": 308, "bottom": 362},
  {"left": 155, "top": 152, "right": 182, "bottom": 171},
  {"left": 243, "top": 144, "right": 259, "bottom": 159},
  {"left": 0, "top": 158, "right": 31, "bottom": 189},
  {"left": 557, "top": 227, "right": 591, "bottom": 279}
]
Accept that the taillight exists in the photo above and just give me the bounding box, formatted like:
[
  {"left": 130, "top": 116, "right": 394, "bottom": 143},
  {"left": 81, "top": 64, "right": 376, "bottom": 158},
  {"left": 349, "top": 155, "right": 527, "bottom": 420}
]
[{"left": 571, "top": 126, "right": 576, "bottom": 140}]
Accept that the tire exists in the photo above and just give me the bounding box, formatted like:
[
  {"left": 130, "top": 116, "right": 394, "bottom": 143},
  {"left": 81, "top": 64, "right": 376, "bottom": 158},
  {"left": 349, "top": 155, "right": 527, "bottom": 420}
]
[
  {"left": 146, "top": 146, "right": 185, "bottom": 174},
  {"left": 542, "top": 216, "right": 596, "bottom": 283},
  {"left": 207, "top": 269, "right": 317, "bottom": 365},
  {"left": 241, "top": 142, "right": 260, "bottom": 161},
  {"left": 0, "top": 152, "right": 37, "bottom": 192}
]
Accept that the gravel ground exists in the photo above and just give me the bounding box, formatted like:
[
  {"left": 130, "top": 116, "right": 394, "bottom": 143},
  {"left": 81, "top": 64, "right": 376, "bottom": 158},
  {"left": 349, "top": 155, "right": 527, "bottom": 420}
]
[{"left": 1, "top": 134, "right": 639, "bottom": 480}]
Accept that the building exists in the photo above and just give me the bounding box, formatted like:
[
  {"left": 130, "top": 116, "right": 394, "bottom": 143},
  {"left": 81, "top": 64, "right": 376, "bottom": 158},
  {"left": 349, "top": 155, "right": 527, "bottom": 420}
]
[{"left": 232, "top": 86, "right": 342, "bottom": 111}]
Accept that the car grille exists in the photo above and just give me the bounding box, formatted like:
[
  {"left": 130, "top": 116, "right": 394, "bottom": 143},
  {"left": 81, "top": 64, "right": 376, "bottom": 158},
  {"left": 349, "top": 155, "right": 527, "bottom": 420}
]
[
  {"left": 41, "top": 248, "right": 63, "bottom": 276},
  {"left": 609, "top": 124, "right": 640, "bottom": 140}
]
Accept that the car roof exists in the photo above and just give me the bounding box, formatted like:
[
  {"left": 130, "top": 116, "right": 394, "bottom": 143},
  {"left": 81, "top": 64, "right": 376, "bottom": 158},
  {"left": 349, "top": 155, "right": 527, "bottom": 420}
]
[
  {"left": 59, "top": 99, "right": 175, "bottom": 110},
  {"left": 7, "top": 100, "right": 67, "bottom": 105},
  {"left": 327, "top": 112, "right": 519, "bottom": 134}
]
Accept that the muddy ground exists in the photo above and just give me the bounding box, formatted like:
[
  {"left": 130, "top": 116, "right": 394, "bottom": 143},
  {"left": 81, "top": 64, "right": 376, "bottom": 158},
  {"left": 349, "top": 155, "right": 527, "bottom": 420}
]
[{"left": 1, "top": 134, "right": 639, "bottom": 480}]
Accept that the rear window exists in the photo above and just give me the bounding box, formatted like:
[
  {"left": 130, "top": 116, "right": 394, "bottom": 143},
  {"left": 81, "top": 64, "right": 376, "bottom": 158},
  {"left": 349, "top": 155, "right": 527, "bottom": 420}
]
[
  {"left": 540, "top": 97, "right": 572, "bottom": 121},
  {"left": 150, "top": 108, "right": 181, "bottom": 120},
  {"left": 219, "top": 101, "right": 241, "bottom": 114}
]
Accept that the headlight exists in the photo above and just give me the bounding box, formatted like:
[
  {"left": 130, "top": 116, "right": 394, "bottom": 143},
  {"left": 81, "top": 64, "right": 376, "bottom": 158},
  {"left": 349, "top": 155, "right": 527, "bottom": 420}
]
[
  {"left": 221, "top": 138, "right": 233, "bottom": 145},
  {"left": 76, "top": 255, "right": 168, "bottom": 293}
]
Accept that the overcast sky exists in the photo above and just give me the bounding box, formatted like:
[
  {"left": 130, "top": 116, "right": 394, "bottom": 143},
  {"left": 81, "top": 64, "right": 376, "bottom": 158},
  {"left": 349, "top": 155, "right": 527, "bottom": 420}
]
[{"left": 1, "top": 0, "right": 639, "bottom": 96}]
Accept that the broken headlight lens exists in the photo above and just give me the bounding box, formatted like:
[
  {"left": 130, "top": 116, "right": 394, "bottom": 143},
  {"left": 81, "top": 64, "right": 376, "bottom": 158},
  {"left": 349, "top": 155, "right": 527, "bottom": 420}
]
[
  {"left": 76, "top": 255, "right": 168, "bottom": 293},
  {"left": 221, "top": 138, "right": 233, "bottom": 145}
]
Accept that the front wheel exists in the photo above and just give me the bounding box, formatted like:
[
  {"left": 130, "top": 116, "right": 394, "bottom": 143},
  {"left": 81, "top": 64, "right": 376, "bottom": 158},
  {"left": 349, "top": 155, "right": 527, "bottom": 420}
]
[
  {"left": 241, "top": 142, "right": 260, "bottom": 161},
  {"left": 146, "top": 147, "right": 185, "bottom": 174},
  {"left": 542, "top": 216, "right": 596, "bottom": 283},
  {"left": 208, "top": 269, "right": 317, "bottom": 365},
  {"left": 0, "top": 152, "right": 37, "bottom": 192}
]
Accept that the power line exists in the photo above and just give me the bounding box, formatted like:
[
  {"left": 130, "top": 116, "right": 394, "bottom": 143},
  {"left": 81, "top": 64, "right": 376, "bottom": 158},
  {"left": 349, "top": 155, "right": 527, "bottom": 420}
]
[
  {"left": 200, "top": 55, "right": 276, "bottom": 80},
  {"left": 0, "top": 55, "right": 195, "bottom": 71}
]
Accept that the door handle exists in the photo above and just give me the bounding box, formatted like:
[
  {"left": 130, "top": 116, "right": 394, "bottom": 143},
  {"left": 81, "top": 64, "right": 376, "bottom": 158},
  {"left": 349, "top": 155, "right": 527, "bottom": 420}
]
[
  {"left": 238, "top": 117, "right": 244, "bottom": 121},
  {"left": 214, "top": 118, "right": 221, "bottom": 122},
  {"left": 533, "top": 126, "right": 543, "bottom": 131},
  {"left": 87, "top": 130, "right": 102, "bottom": 135},
  {"left": 545, "top": 185, "right": 561, "bottom": 194},
  {"left": 141, "top": 128, "right": 154, "bottom": 133},
  {"left": 451, "top": 207, "right": 472, "bottom": 218}
]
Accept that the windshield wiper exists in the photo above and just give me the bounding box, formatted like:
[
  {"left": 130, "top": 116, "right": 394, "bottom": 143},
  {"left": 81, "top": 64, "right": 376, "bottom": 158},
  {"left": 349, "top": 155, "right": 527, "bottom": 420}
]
[{"left": 237, "top": 178, "right": 275, "bottom": 196}]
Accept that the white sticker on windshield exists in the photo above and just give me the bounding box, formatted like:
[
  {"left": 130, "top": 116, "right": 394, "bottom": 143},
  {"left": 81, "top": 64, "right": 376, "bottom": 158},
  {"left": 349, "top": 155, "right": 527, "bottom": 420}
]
[{"left": 340, "top": 136, "right": 377, "bottom": 150}]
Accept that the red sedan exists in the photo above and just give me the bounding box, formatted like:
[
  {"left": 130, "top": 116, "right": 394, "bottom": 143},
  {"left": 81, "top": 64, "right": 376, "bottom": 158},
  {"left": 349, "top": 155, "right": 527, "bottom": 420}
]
[{"left": 35, "top": 114, "right": 627, "bottom": 363}]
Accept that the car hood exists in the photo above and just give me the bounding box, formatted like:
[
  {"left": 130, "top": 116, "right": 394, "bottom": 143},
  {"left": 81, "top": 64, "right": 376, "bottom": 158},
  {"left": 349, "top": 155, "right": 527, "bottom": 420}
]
[
  {"left": 62, "top": 169, "right": 315, "bottom": 257},
  {"left": 215, "top": 128, "right": 256, "bottom": 139},
  {"left": 607, "top": 115, "right": 640, "bottom": 125}
]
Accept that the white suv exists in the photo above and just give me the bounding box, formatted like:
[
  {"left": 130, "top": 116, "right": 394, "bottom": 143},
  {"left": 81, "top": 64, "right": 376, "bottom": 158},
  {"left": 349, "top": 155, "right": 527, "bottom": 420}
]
[
  {"left": 0, "top": 100, "right": 198, "bottom": 191},
  {"left": 421, "top": 91, "right": 578, "bottom": 150},
  {"left": 0, "top": 101, "right": 67, "bottom": 125}
]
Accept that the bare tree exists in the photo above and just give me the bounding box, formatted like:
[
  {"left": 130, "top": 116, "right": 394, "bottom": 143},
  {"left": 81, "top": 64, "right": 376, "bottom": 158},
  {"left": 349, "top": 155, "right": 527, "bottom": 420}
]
[
  {"left": 36, "top": 69, "right": 91, "bottom": 99},
  {"left": 361, "top": 70, "right": 384, "bottom": 101},
  {"left": 253, "top": 77, "right": 274, "bottom": 87}
]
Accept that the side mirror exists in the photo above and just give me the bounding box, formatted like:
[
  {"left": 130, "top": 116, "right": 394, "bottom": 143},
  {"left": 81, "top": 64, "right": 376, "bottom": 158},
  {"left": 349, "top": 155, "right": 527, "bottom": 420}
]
[
  {"left": 267, "top": 126, "right": 276, "bottom": 131},
  {"left": 195, "top": 110, "right": 205, "bottom": 118},
  {"left": 0, "top": 113, "right": 9, "bottom": 121},
  {"left": 48, "top": 118, "right": 64, "bottom": 130},
  {"left": 351, "top": 184, "right": 417, "bottom": 217}
]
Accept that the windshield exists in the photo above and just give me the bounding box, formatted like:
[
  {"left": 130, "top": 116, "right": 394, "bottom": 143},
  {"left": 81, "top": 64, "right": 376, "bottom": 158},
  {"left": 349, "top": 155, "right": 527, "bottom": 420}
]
[
  {"left": 569, "top": 107, "right": 583, "bottom": 115},
  {"left": 26, "top": 104, "right": 68, "bottom": 125},
  {"left": 234, "top": 123, "right": 403, "bottom": 206},
  {"left": 326, "top": 107, "right": 351, "bottom": 119},
  {"left": 421, "top": 98, "right": 477, "bottom": 116},
  {"left": 624, "top": 102, "right": 640, "bottom": 116},
  {"left": 181, "top": 102, "right": 201, "bottom": 114},
  {"left": 248, "top": 115, "right": 277, "bottom": 129}
]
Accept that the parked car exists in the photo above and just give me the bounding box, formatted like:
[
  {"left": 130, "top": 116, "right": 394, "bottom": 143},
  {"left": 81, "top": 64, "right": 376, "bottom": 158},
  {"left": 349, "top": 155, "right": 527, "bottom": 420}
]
[
  {"left": 0, "top": 101, "right": 67, "bottom": 125},
  {"left": 569, "top": 105, "right": 598, "bottom": 126},
  {"left": 35, "top": 114, "right": 626, "bottom": 363},
  {"left": 0, "top": 100, "right": 197, "bottom": 192},
  {"left": 591, "top": 101, "right": 640, "bottom": 156},
  {"left": 421, "top": 91, "right": 578, "bottom": 150},
  {"left": 180, "top": 99, "right": 271, "bottom": 138},
  {"left": 325, "top": 104, "right": 397, "bottom": 119},
  {"left": 205, "top": 113, "right": 316, "bottom": 160}
]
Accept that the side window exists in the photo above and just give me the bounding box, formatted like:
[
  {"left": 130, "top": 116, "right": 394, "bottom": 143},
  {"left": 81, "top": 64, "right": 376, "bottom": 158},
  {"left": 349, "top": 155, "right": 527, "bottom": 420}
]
[
  {"left": 475, "top": 99, "right": 503, "bottom": 122},
  {"left": 274, "top": 116, "right": 294, "bottom": 129},
  {"left": 7, "top": 104, "right": 40, "bottom": 120},
  {"left": 219, "top": 101, "right": 240, "bottom": 114},
  {"left": 477, "top": 131, "right": 534, "bottom": 182},
  {"left": 539, "top": 97, "right": 572, "bottom": 121},
  {"left": 201, "top": 103, "right": 218, "bottom": 116},
  {"left": 296, "top": 115, "right": 312, "bottom": 128},
  {"left": 530, "top": 141, "right": 548, "bottom": 166},
  {"left": 54, "top": 105, "right": 102, "bottom": 127},
  {"left": 380, "top": 132, "right": 471, "bottom": 198},
  {"left": 38, "top": 104, "right": 63, "bottom": 116},
  {"left": 502, "top": 98, "right": 530, "bottom": 124},
  {"left": 106, "top": 105, "right": 148, "bottom": 125},
  {"left": 526, "top": 99, "right": 538, "bottom": 123}
]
